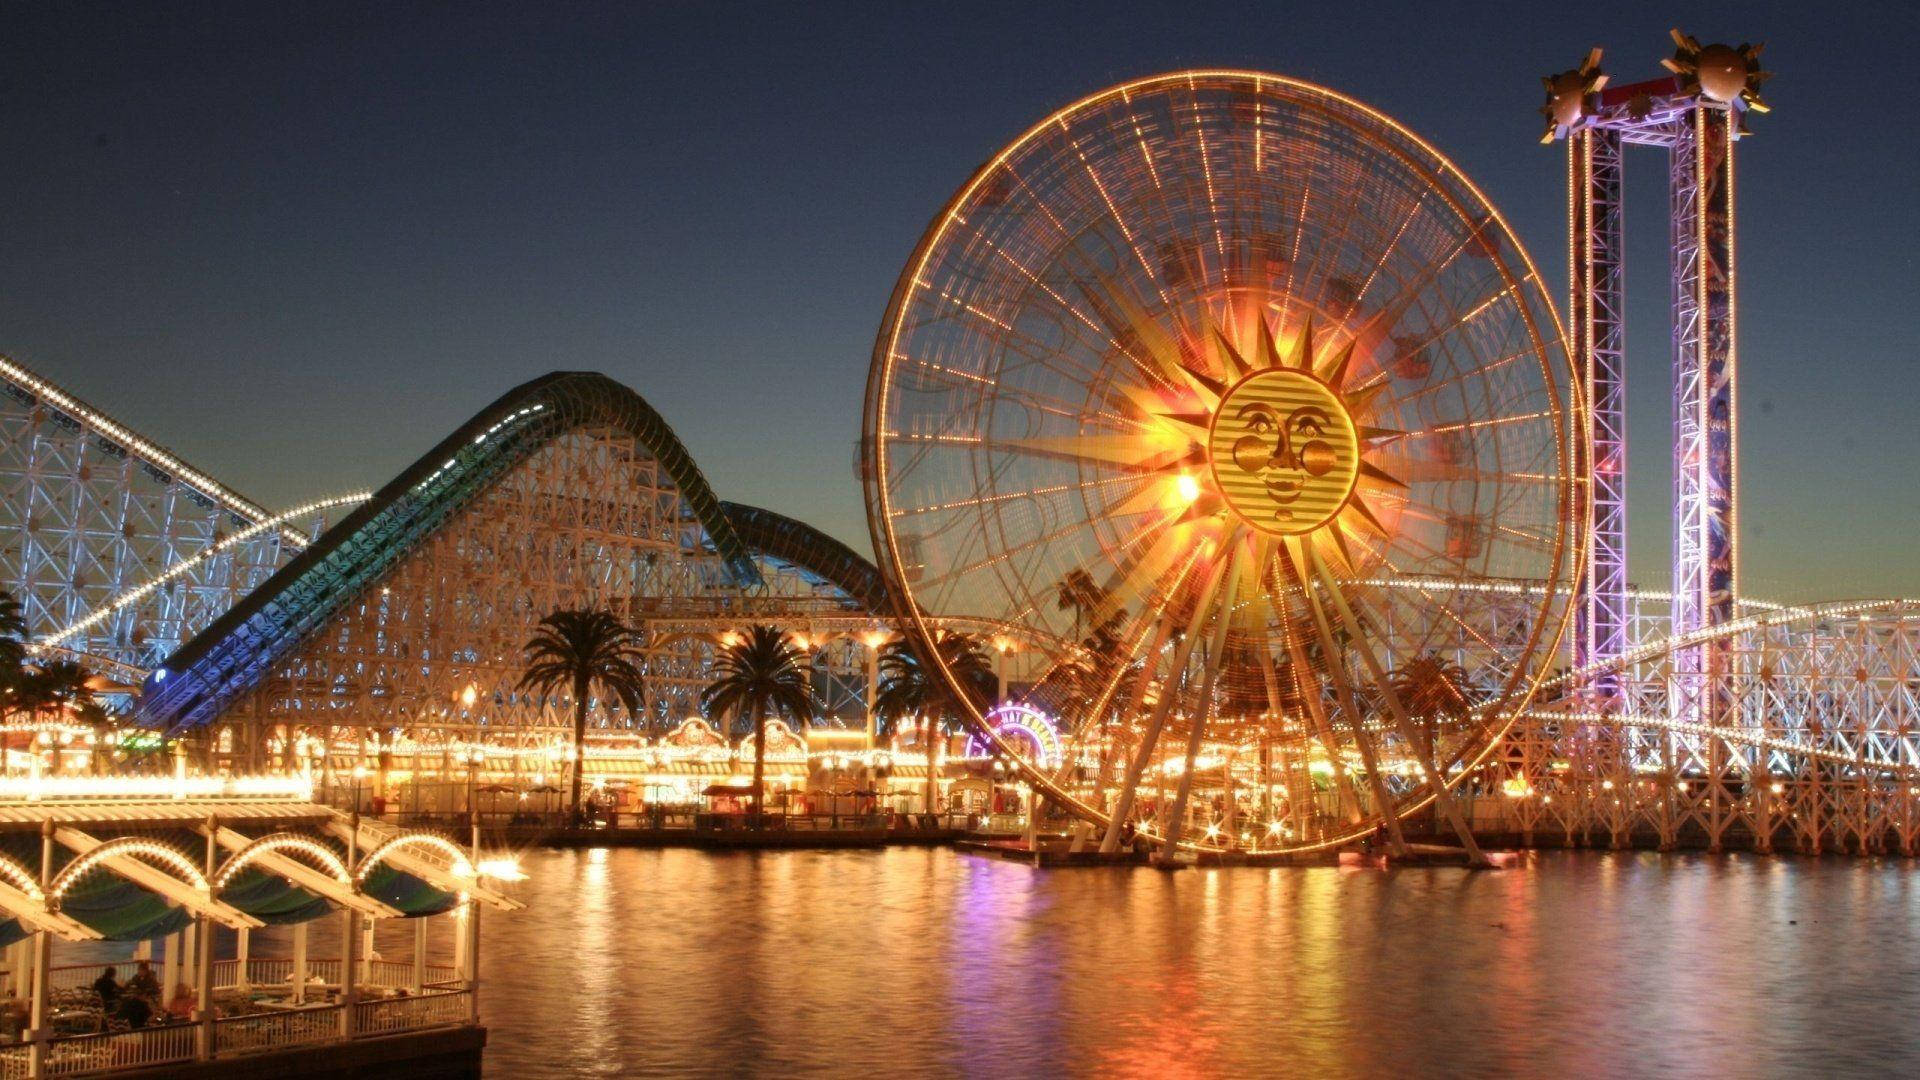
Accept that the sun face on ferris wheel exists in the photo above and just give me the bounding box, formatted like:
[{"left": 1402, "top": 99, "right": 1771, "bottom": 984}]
[
  {"left": 864, "top": 70, "right": 1575, "bottom": 853},
  {"left": 1194, "top": 321, "right": 1388, "bottom": 544},
  {"left": 1116, "top": 300, "right": 1403, "bottom": 555}
]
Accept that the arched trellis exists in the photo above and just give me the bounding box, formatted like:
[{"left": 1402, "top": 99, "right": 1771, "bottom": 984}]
[
  {"left": 213, "top": 832, "right": 351, "bottom": 889},
  {"left": 49, "top": 838, "right": 207, "bottom": 902},
  {"left": 0, "top": 854, "right": 44, "bottom": 903},
  {"left": 353, "top": 832, "right": 473, "bottom": 885}
]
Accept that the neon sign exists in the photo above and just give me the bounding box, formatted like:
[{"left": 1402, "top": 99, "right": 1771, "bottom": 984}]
[{"left": 965, "top": 703, "right": 1063, "bottom": 769}]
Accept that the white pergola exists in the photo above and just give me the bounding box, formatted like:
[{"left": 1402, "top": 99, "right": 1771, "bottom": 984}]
[{"left": 0, "top": 789, "right": 522, "bottom": 1078}]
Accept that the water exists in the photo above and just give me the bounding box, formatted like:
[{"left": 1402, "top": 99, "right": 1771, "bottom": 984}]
[{"left": 474, "top": 847, "right": 1920, "bottom": 1078}]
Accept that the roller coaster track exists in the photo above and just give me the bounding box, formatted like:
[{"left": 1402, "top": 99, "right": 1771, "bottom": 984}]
[{"left": 31, "top": 492, "right": 373, "bottom": 655}]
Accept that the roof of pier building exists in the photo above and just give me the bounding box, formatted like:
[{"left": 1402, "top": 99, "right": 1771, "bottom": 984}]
[{"left": 0, "top": 781, "right": 519, "bottom": 944}]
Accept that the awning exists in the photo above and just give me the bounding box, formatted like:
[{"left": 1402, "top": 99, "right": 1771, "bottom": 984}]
[
  {"left": 324, "top": 815, "right": 523, "bottom": 912},
  {"left": 219, "top": 869, "right": 334, "bottom": 925},
  {"left": 362, "top": 863, "right": 461, "bottom": 918},
  {"left": 58, "top": 873, "right": 195, "bottom": 941},
  {"left": 212, "top": 825, "right": 399, "bottom": 919}
]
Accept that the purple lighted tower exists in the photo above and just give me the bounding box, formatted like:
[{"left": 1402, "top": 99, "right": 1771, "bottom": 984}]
[{"left": 1541, "top": 32, "right": 1770, "bottom": 723}]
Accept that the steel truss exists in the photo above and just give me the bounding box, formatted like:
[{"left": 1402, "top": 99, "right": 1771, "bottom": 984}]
[
  {"left": 0, "top": 355, "right": 342, "bottom": 672},
  {"left": 1537, "top": 40, "right": 1762, "bottom": 851},
  {"left": 1559, "top": 72, "right": 1742, "bottom": 732},
  {"left": 137, "top": 372, "right": 764, "bottom": 735},
  {"left": 200, "top": 422, "right": 730, "bottom": 764},
  {"left": 104, "top": 371, "right": 1061, "bottom": 769},
  {"left": 1502, "top": 600, "right": 1920, "bottom": 854},
  {"left": 1569, "top": 127, "right": 1627, "bottom": 690}
]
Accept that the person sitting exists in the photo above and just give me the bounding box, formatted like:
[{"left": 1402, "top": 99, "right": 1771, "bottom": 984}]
[
  {"left": 90, "top": 966, "right": 120, "bottom": 1010},
  {"left": 114, "top": 993, "right": 152, "bottom": 1029},
  {"left": 165, "top": 983, "right": 195, "bottom": 1020},
  {"left": 0, "top": 990, "right": 26, "bottom": 1042},
  {"left": 124, "top": 960, "right": 160, "bottom": 1002}
]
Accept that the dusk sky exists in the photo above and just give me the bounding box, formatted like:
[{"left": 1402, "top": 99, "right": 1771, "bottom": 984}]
[{"left": 2, "top": 1, "right": 1914, "bottom": 603}]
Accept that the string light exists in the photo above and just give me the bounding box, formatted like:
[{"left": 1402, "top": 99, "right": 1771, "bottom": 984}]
[
  {"left": 0, "top": 355, "right": 291, "bottom": 537},
  {"left": 0, "top": 855, "right": 44, "bottom": 902},
  {"left": 50, "top": 838, "right": 207, "bottom": 900},
  {"left": 214, "top": 834, "right": 351, "bottom": 888},
  {"left": 356, "top": 833, "right": 474, "bottom": 884},
  {"left": 33, "top": 491, "right": 372, "bottom": 652}
]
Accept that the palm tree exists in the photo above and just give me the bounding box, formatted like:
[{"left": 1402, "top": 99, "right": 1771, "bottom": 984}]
[
  {"left": 519, "top": 610, "right": 647, "bottom": 820},
  {"left": 1390, "top": 652, "right": 1471, "bottom": 764},
  {"left": 21, "top": 660, "right": 111, "bottom": 774},
  {"left": 27, "top": 660, "right": 97, "bottom": 714},
  {"left": 700, "top": 626, "right": 812, "bottom": 825},
  {"left": 0, "top": 589, "right": 26, "bottom": 675},
  {"left": 0, "top": 589, "right": 29, "bottom": 716},
  {"left": 1054, "top": 569, "right": 1104, "bottom": 640},
  {"left": 872, "top": 632, "right": 996, "bottom": 814}
]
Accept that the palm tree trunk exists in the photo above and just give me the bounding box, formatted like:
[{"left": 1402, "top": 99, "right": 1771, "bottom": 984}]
[
  {"left": 570, "top": 673, "right": 589, "bottom": 822},
  {"left": 749, "top": 699, "right": 767, "bottom": 827},
  {"left": 924, "top": 719, "right": 939, "bottom": 816}
]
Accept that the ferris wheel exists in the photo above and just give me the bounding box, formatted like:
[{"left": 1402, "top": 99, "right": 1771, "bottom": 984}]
[{"left": 863, "top": 71, "right": 1576, "bottom": 856}]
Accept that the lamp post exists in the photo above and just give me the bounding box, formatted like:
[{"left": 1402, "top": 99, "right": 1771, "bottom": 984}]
[
  {"left": 341, "top": 764, "right": 368, "bottom": 1039},
  {"left": 861, "top": 629, "right": 887, "bottom": 742},
  {"left": 872, "top": 751, "right": 892, "bottom": 820},
  {"left": 462, "top": 744, "right": 487, "bottom": 856},
  {"left": 993, "top": 639, "right": 1013, "bottom": 705},
  {"left": 990, "top": 757, "right": 1008, "bottom": 832}
]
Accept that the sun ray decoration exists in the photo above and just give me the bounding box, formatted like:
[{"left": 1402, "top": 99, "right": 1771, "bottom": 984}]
[
  {"left": 1662, "top": 30, "right": 1771, "bottom": 114},
  {"left": 1539, "top": 47, "right": 1609, "bottom": 144},
  {"left": 864, "top": 71, "right": 1576, "bottom": 855}
]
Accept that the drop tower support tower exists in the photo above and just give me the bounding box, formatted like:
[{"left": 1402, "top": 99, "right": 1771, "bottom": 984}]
[{"left": 1541, "top": 31, "right": 1770, "bottom": 738}]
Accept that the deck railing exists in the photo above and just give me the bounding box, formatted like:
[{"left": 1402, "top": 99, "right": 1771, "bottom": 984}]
[
  {"left": 388, "top": 807, "right": 978, "bottom": 832},
  {"left": 31, "top": 1023, "right": 196, "bottom": 1076},
  {"left": 1, "top": 961, "right": 474, "bottom": 1077},
  {"left": 228, "top": 957, "right": 287, "bottom": 988},
  {"left": 211, "top": 1004, "right": 342, "bottom": 1056},
  {"left": 354, "top": 989, "right": 470, "bottom": 1035},
  {"left": 37, "top": 956, "right": 454, "bottom": 999}
]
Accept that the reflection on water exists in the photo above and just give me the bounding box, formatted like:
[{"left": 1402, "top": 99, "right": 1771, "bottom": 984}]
[{"left": 472, "top": 848, "right": 1920, "bottom": 1078}]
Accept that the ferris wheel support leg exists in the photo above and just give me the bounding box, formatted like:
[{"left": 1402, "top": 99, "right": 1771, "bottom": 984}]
[
  {"left": 1313, "top": 552, "right": 1492, "bottom": 868},
  {"left": 1099, "top": 556, "right": 1230, "bottom": 855},
  {"left": 1084, "top": 595, "right": 1183, "bottom": 818},
  {"left": 1159, "top": 547, "right": 1243, "bottom": 861},
  {"left": 1295, "top": 545, "right": 1409, "bottom": 859},
  {"left": 1262, "top": 606, "right": 1364, "bottom": 826}
]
